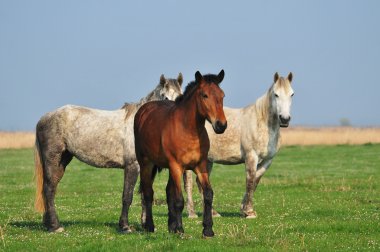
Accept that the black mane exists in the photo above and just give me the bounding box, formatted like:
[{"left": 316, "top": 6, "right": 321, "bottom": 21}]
[{"left": 175, "top": 73, "right": 220, "bottom": 103}]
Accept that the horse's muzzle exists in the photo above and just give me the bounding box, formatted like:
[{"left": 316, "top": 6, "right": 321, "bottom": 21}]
[
  {"left": 279, "top": 115, "right": 291, "bottom": 128},
  {"left": 213, "top": 120, "right": 227, "bottom": 134}
]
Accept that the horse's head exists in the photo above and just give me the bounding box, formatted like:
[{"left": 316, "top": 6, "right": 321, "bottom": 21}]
[
  {"left": 272, "top": 72, "right": 294, "bottom": 127},
  {"left": 158, "top": 73, "right": 183, "bottom": 101},
  {"left": 195, "top": 70, "right": 227, "bottom": 134}
]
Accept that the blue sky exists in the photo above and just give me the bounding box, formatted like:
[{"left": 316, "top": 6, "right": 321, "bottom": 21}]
[{"left": 1, "top": 0, "right": 379, "bottom": 130}]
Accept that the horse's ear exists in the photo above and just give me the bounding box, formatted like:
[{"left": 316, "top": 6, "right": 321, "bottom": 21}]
[
  {"left": 160, "top": 74, "right": 166, "bottom": 86},
  {"left": 195, "top": 71, "right": 203, "bottom": 83},
  {"left": 217, "top": 69, "right": 225, "bottom": 84},
  {"left": 177, "top": 73, "right": 183, "bottom": 86},
  {"left": 274, "top": 72, "right": 280, "bottom": 83},
  {"left": 287, "top": 72, "right": 293, "bottom": 83}
]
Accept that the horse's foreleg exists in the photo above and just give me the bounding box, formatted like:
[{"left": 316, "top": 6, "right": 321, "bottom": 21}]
[
  {"left": 194, "top": 162, "right": 220, "bottom": 217},
  {"left": 184, "top": 170, "right": 197, "bottom": 218},
  {"left": 255, "top": 159, "right": 272, "bottom": 189},
  {"left": 139, "top": 162, "right": 155, "bottom": 232},
  {"left": 251, "top": 159, "right": 272, "bottom": 205},
  {"left": 194, "top": 162, "right": 214, "bottom": 238},
  {"left": 167, "top": 163, "right": 185, "bottom": 233},
  {"left": 241, "top": 152, "right": 258, "bottom": 218},
  {"left": 119, "top": 162, "right": 139, "bottom": 233}
]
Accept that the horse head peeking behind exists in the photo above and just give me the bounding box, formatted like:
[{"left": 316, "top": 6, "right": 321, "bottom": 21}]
[
  {"left": 159, "top": 73, "right": 183, "bottom": 101},
  {"left": 271, "top": 72, "right": 294, "bottom": 127},
  {"left": 134, "top": 70, "right": 226, "bottom": 237}
]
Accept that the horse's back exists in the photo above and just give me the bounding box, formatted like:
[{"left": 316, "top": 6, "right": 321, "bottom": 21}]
[
  {"left": 134, "top": 101, "right": 174, "bottom": 165},
  {"left": 134, "top": 101, "right": 173, "bottom": 133},
  {"left": 37, "top": 104, "right": 127, "bottom": 168}
]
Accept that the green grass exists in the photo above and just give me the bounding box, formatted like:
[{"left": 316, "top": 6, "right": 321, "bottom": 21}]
[{"left": 0, "top": 145, "right": 379, "bottom": 251}]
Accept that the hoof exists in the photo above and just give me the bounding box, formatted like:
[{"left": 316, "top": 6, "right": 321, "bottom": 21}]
[
  {"left": 176, "top": 227, "right": 184, "bottom": 234},
  {"left": 188, "top": 213, "right": 198, "bottom": 218},
  {"left": 169, "top": 226, "right": 184, "bottom": 234},
  {"left": 246, "top": 214, "right": 257, "bottom": 219},
  {"left": 120, "top": 226, "right": 133, "bottom": 234},
  {"left": 244, "top": 211, "right": 257, "bottom": 219},
  {"left": 212, "top": 210, "right": 221, "bottom": 218},
  {"left": 202, "top": 229, "right": 215, "bottom": 238},
  {"left": 143, "top": 224, "right": 155, "bottom": 233},
  {"left": 49, "top": 227, "right": 64, "bottom": 233}
]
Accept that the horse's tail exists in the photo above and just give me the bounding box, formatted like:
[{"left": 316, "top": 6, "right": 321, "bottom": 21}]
[
  {"left": 34, "top": 135, "right": 45, "bottom": 213},
  {"left": 138, "top": 165, "right": 162, "bottom": 193}
]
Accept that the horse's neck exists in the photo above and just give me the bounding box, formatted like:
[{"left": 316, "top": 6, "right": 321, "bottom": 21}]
[
  {"left": 176, "top": 98, "right": 206, "bottom": 135},
  {"left": 120, "top": 89, "right": 160, "bottom": 121},
  {"left": 254, "top": 91, "right": 280, "bottom": 134},
  {"left": 138, "top": 88, "right": 159, "bottom": 105}
]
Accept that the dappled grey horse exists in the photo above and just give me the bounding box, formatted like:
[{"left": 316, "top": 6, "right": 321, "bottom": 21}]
[
  {"left": 184, "top": 72, "right": 294, "bottom": 218},
  {"left": 34, "top": 74, "right": 183, "bottom": 233}
]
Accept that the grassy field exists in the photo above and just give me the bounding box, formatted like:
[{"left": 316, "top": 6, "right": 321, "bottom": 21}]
[{"left": 0, "top": 145, "right": 379, "bottom": 251}]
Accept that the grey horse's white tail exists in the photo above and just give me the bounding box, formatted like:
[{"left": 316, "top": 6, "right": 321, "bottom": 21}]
[{"left": 34, "top": 135, "right": 45, "bottom": 213}]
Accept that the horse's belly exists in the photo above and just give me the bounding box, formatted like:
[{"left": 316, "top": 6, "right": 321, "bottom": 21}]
[
  {"left": 208, "top": 144, "right": 243, "bottom": 164},
  {"left": 66, "top": 132, "right": 126, "bottom": 168},
  {"left": 180, "top": 150, "right": 201, "bottom": 169},
  {"left": 70, "top": 144, "right": 125, "bottom": 168},
  {"left": 76, "top": 151, "right": 124, "bottom": 168},
  {"left": 207, "top": 120, "right": 243, "bottom": 164}
]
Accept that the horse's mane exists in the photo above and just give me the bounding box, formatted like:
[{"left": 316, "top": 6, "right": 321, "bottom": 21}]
[
  {"left": 175, "top": 74, "right": 220, "bottom": 104},
  {"left": 121, "top": 83, "right": 162, "bottom": 119},
  {"left": 255, "top": 77, "right": 288, "bottom": 122},
  {"left": 255, "top": 93, "right": 271, "bottom": 120}
]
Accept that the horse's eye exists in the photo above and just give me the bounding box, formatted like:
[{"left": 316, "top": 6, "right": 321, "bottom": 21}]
[
  {"left": 274, "top": 93, "right": 279, "bottom": 98},
  {"left": 202, "top": 93, "right": 208, "bottom": 98},
  {"left": 291, "top": 93, "right": 294, "bottom": 97}
]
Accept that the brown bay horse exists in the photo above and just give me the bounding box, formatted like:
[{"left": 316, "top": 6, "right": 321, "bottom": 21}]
[{"left": 134, "top": 70, "right": 227, "bottom": 237}]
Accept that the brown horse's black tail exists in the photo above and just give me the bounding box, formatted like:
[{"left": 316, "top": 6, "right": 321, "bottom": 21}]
[
  {"left": 138, "top": 165, "right": 163, "bottom": 193},
  {"left": 34, "top": 135, "right": 46, "bottom": 213}
]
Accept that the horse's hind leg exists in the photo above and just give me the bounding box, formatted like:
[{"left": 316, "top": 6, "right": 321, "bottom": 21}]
[
  {"left": 139, "top": 161, "right": 155, "bottom": 232},
  {"left": 42, "top": 149, "right": 72, "bottom": 232},
  {"left": 168, "top": 166, "right": 185, "bottom": 233},
  {"left": 119, "top": 161, "right": 139, "bottom": 233},
  {"left": 166, "top": 162, "right": 184, "bottom": 234}
]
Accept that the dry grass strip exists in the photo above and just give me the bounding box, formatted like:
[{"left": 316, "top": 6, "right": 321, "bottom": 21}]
[
  {"left": 0, "top": 132, "right": 35, "bottom": 149},
  {"left": 281, "top": 127, "right": 380, "bottom": 146},
  {"left": 0, "top": 127, "right": 379, "bottom": 149}
]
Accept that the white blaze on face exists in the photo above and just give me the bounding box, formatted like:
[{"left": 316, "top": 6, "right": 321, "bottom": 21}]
[
  {"left": 160, "top": 82, "right": 182, "bottom": 101},
  {"left": 273, "top": 77, "right": 294, "bottom": 126},
  {"left": 165, "top": 87, "right": 181, "bottom": 100}
]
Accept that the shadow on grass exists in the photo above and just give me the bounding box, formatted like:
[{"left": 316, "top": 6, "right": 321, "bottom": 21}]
[
  {"left": 152, "top": 211, "right": 241, "bottom": 218},
  {"left": 10, "top": 221, "right": 44, "bottom": 231},
  {"left": 11, "top": 211, "right": 241, "bottom": 234},
  {"left": 214, "top": 211, "right": 241, "bottom": 218},
  {"left": 10, "top": 220, "right": 140, "bottom": 233},
  {"left": 104, "top": 221, "right": 146, "bottom": 233}
]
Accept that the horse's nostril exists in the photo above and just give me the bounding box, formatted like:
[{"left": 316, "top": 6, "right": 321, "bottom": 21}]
[
  {"left": 214, "top": 120, "right": 227, "bottom": 134},
  {"left": 165, "top": 97, "right": 169, "bottom": 100},
  {"left": 280, "top": 115, "right": 289, "bottom": 121}
]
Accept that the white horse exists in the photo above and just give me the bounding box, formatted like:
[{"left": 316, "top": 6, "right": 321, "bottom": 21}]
[
  {"left": 34, "top": 74, "right": 183, "bottom": 233},
  {"left": 184, "top": 72, "right": 294, "bottom": 218}
]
